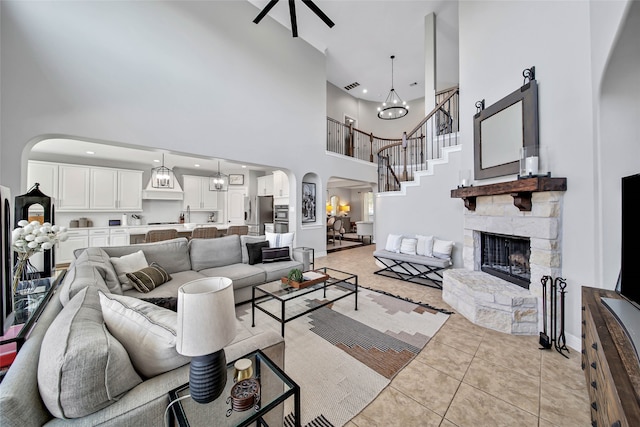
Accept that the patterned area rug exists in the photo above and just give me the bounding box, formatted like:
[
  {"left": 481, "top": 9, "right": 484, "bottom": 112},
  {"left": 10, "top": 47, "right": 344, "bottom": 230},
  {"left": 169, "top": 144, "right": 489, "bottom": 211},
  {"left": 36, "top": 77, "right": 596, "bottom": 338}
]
[{"left": 235, "top": 286, "right": 450, "bottom": 426}]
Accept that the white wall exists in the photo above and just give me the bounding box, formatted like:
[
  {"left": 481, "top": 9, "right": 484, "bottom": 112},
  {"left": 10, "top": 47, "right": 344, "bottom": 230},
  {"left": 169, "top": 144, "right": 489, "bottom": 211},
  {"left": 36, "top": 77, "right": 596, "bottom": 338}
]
[
  {"left": 457, "top": 0, "right": 634, "bottom": 347},
  {"left": 376, "top": 147, "right": 464, "bottom": 268},
  {"left": 0, "top": 1, "right": 377, "bottom": 252},
  {"left": 598, "top": 1, "right": 640, "bottom": 289}
]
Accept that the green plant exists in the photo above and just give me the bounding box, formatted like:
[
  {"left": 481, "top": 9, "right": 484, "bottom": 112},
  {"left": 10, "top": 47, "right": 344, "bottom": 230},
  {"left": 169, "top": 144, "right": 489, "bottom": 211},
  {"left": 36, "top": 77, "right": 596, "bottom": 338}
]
[{"left": 287, "top": 268, "right": 303, "bottom": 284}]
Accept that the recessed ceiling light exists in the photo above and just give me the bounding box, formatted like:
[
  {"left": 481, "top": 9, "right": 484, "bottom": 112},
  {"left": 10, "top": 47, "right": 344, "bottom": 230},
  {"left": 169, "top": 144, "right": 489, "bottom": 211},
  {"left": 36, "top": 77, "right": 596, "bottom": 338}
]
[
  {"left": 241, "top": 165, "right": 247, "bottom": 168},
  {"left": 194, "top": 164, "right": 201, "bottom": 167},
  {"left": 153, "top": 159, "right": 160, "bottom": 163},
  {"left": 362, "top": 89, "right": 368, "bottom": 94},
  {"left": 86, "top": 151, "right": 95, "bottom": 155}
]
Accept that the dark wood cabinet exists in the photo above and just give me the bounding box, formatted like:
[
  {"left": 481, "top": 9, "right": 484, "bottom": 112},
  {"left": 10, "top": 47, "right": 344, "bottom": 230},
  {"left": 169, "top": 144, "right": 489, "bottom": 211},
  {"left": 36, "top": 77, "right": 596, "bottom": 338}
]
[{"left": 582, "top": 286, "right": 640, "bottom": 427}]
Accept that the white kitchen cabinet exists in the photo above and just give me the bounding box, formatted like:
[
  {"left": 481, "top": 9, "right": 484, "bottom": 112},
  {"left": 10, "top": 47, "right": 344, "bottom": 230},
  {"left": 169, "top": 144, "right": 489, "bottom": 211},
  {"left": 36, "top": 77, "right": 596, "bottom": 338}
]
[
  {"left": 27, "top": 161, "right": 58, "bottom": 200},
  {"left": 257, "top": 175, "right": 274, "bottom": 196},
  {"left": 117, "top": 170, "right": 143, "bottom": 211},
  {"left": 89, "top": 229, "right": 110, "bottom": 247},
  {"left": 182, "top": 175, "right": 219, "bottom": 211},
  {"left": 90, "top": 168, "right": 143, "bottom": 211},
  {"left": 109, "top": 228, "right": 130, "bottom": 246},
  {"left": 58, "top": 165, "right": 91, "bottom": 211},
  {"left": 32, "top": 161, "right": 142, "bottom": 212},
  {"left": 90, "top": 168, "right": 118, "bottom": 210},
  {"left": 272, "top": 170, "right": 289, "bottom": 197},
  {"left": 56, "top": 229, "right": 89, "bottom": 264}
]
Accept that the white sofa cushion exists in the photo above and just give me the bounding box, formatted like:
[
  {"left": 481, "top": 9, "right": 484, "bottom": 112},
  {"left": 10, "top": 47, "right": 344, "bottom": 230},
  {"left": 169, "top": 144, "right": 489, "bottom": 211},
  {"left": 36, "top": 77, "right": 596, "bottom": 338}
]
[
  {"left": 400, "top": 238, "right": 418, "bottom": 255},
  {"left": 38, "top": 287, "right": 141, "bottom": 419},
  {"left": 433, "top": 238, "right": 454, "bottom": 260},
  {"left": 384, "top": 234, "right": 403, "bottom": 253},
  {"left": 110, "top": 250, "right": 149, "bottom": 291},
  {"left": 98, "top": 292, "right": 191, "bottom": 379},
  {"left": 415, "top": 234, "right": 434, "bottom": 257}
]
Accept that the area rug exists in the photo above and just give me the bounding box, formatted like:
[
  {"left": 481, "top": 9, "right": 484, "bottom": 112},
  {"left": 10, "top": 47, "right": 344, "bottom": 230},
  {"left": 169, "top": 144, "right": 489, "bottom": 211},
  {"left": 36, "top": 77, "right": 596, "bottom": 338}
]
[{"left": 235, "top": 286, "right": 450, "bottom": 426}]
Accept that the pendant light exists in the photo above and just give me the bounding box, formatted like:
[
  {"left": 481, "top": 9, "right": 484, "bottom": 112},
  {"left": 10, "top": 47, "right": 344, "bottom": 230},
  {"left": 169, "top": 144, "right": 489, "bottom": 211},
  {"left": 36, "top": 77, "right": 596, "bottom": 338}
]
[
  {"left": 210, "top": 161, "right": 228, "bottom": 192},
  {"left": 377, "top": 55, "right": 408, "bottom": 120},
  {"left": 151, "top": 154, "right": 175, "bottom": 189}
]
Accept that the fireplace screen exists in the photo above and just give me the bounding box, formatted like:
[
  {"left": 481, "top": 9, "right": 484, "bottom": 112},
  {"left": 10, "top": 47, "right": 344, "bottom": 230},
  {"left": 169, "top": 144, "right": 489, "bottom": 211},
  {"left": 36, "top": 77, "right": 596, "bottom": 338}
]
[{"left": 481, "top": 233, "right": 531, "bottom": 289}]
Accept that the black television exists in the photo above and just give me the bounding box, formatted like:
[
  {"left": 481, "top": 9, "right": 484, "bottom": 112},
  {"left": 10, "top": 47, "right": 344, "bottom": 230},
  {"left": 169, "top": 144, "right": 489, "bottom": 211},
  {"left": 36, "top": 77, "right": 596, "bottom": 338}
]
[
  {"left": 602, "top": 173, "right": 640, "bottom": 362},
  {"left": 618, "top": 173, "right": 640, "bottom": 309}
]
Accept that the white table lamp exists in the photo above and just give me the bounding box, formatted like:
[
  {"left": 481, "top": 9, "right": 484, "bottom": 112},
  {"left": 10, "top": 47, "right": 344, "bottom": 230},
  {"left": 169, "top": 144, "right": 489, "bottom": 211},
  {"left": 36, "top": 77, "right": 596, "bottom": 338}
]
[{"left": 176, "top": 277, "right": 236, "bottom": 403}]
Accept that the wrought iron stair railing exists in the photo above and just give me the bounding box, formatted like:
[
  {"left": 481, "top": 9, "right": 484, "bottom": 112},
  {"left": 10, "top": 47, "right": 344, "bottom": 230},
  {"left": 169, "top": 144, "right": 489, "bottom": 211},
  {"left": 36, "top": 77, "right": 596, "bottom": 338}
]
[{"left": 376, "top": 86, "right": 459, "bottom": 191}]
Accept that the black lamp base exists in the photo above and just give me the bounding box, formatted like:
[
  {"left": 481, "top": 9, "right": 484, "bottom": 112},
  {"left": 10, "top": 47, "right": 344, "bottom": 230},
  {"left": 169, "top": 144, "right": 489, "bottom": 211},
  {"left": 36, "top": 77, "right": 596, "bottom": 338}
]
[{"left": 189, "top": 349, "right": 227, "bottom": 404}]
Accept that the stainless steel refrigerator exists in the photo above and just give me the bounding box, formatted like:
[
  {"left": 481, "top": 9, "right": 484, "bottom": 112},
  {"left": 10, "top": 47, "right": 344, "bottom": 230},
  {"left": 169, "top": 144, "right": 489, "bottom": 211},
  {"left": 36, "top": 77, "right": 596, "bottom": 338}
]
[{"left": 256, "top": 196, "right": 274, "bottom": 234}]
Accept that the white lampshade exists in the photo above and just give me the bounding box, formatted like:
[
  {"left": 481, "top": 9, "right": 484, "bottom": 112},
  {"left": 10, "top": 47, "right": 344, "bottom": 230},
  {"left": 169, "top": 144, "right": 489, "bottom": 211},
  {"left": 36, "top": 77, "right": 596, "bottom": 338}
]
[{"left": 176, "top": 277, "right": 236, "bottom": 357}]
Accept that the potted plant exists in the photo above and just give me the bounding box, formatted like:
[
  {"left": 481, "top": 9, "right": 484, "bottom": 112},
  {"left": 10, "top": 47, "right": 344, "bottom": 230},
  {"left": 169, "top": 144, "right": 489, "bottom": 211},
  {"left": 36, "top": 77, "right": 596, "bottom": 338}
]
[{"left": 287, "top": 268, "right": 304, "bottom": 286}]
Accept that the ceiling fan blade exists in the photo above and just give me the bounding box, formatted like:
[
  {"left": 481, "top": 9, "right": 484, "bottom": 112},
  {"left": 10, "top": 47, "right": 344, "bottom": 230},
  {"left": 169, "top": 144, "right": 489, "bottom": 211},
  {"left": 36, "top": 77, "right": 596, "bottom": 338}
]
[
  {"left": 289, "top": 0, "right": 298, "bottom": 37},
  {"left": 302, "top": 0, "right": 335, "bottom": 28},
  {"left": 253, "top": 0, "right": 280, "bottom": 24}
]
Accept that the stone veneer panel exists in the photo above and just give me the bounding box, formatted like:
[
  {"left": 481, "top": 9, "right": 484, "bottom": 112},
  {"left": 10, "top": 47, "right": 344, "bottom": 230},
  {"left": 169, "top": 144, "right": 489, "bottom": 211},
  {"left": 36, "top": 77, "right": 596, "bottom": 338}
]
[
  {"left": 443, "top": 269, "right": 538, "bottom": 334},
  {"left": 446, "top": 191, "right": 564, "bottom": 335}
]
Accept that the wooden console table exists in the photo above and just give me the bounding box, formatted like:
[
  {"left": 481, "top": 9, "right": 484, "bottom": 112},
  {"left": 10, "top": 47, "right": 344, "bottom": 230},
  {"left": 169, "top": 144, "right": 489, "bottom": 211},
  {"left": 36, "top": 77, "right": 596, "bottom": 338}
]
[
  {"left": 582, "top": 286, "right": 640, "bottom": 427},
  {"left": 450, "top": 176, "right": 567, "bottom": 211}
]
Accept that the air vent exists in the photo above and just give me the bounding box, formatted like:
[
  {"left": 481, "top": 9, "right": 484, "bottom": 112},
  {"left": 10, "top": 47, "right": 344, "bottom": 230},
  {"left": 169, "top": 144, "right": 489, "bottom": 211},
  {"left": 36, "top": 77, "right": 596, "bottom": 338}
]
[{"left": 344, "top": 82, "right": 360, "bottom": 91}]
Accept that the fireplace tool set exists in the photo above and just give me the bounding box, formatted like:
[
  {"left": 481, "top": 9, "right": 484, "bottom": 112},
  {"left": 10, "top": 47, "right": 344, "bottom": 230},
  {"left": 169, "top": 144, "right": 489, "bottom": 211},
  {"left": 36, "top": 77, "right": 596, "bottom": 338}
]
[{"left": 539, "top": 275, "right": 570, "bottom": 357}]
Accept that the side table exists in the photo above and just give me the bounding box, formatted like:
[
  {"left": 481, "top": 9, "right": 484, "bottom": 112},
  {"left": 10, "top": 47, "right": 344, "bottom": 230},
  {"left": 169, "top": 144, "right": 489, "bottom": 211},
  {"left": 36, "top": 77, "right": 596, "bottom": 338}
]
[
  {"left": 293, "top": 246, "right": 314, "bottom": 270},
  {"left": 168, "top": 349, "right": 300, "bottom": 427},
  {"left": 0, "top": 273, "right": 63, "bottom": 373}
]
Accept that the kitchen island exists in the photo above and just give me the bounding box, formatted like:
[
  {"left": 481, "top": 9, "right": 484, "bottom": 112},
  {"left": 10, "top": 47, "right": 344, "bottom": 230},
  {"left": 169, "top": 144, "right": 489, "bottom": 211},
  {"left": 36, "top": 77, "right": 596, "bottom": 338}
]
[{"left": 56, "top": 223, "right": 228, "bottom": 264}]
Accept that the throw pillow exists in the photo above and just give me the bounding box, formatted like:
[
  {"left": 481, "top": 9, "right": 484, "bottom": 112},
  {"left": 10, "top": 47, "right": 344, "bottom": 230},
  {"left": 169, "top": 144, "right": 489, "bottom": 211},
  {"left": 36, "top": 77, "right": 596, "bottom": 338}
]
[
  {"left": 240, "top": 235, "right": 267, "bottom": 264},
  {"left": 262, "top": 247, "right": 291, "bottom": 263},
  {"left": 110, "top": 250, "right": 149, "bottom": 291},
  {"left": 416, "top": 234, "right": 435, "bottom": 257},
  {"left": 385, "top": 234, "right": 403, "bottom": 253},
  {"left": 38, "top": 287, "right": 142, "bottom": 419},
  {"left": 246, "top": 241, "right": 270, "bottom": 265},
  {"left": 141, "top": 297, "right": 178, "bottom": 312},
  {"left": 433, "top": 238, "right": 454, "bottom": 260},
  {"left": 265, "top": 231, "right": 294, "bottom": 252},
  {"left": 125, "top": 262, "right": 172, "bottom": 293},
  {"left": 98, "top": 292, "right": 191, "bottom": 379},
  {"left": 400, "top": 238, "right": 418, "bottom": 255}
]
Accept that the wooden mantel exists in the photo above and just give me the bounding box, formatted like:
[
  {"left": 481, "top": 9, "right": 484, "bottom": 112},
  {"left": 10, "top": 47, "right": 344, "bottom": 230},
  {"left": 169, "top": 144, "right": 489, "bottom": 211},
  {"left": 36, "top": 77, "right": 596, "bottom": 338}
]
[{"left": 450, "top": 176, "right": 567, "bottom": 211}]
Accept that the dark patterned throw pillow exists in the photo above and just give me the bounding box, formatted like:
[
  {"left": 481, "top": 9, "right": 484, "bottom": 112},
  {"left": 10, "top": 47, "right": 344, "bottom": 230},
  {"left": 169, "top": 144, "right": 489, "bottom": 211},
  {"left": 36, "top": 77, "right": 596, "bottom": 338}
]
[
  {"left": 261, "top": 247, "right": 291, "bottom": 263},
  {"left": 125, "top": 262, "right": 172, "bottom": 293}
]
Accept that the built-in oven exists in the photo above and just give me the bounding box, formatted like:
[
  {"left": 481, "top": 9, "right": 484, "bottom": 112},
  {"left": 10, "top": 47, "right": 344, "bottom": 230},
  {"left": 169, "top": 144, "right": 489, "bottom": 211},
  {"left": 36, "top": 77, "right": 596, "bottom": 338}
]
[{"left": 274, "top": 205, "right": 289, "bottom": 233}]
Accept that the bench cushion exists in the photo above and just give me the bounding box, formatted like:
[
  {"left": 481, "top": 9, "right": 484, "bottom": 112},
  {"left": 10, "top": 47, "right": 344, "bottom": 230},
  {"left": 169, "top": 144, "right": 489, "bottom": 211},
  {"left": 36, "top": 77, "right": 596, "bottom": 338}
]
[{"left": 373, "top": 249, "right": 451, "bottom": 269}]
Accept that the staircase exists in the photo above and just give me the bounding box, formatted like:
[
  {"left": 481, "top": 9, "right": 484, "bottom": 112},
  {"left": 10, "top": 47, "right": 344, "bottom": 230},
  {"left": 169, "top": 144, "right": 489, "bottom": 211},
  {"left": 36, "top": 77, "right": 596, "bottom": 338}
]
[{"left": 326, "top": 86, "right": 460, "bottom": 191}]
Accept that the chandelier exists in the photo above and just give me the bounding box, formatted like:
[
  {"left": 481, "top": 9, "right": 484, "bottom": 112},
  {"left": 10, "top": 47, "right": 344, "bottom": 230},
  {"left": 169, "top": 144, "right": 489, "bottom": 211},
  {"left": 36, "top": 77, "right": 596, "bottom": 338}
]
[
  {"left": 210, "top": 161, "right": 228, "bottom": 192},
  {"left": 377, "top": 55, "right": 408, "bottom": 120},
  {"left": 151, "top": 153, "right": 175, "bottom": 188}
]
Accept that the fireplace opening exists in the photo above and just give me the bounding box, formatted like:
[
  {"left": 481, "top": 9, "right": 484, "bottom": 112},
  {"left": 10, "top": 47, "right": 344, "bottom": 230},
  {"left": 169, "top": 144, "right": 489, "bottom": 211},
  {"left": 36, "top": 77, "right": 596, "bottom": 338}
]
[{"left": 481, "top": 233, "right": 531, "bottom": 289}]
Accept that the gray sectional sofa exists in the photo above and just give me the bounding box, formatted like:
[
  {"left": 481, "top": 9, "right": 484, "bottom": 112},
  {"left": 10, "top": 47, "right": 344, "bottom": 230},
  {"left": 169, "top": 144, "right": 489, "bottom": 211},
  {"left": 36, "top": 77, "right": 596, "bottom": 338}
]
[{"left": 0, "top": 234, "right": 306, "bottom": 426}]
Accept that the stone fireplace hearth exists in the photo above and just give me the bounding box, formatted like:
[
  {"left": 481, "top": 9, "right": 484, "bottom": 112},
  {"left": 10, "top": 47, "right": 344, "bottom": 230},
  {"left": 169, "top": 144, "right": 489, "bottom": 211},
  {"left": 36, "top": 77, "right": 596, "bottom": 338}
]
[{"left": 445, "top": 178, "right": 566, "bottom": 335}]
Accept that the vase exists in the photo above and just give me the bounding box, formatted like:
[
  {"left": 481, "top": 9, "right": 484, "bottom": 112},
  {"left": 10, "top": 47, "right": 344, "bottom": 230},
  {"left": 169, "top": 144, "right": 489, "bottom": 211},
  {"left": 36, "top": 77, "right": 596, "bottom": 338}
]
[{"left": 13, "top": 258, "right": 42, "bottom": 296}]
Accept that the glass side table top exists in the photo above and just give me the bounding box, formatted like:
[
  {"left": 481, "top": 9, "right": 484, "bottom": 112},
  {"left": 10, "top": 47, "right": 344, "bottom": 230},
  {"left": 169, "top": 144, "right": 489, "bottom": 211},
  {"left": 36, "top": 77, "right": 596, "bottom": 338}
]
[
  {"left": 168, "top": 349, "right": 300, "bottom": 427},
  {"left": 0, "top": 276, "right": 56, "bottom": 347}
]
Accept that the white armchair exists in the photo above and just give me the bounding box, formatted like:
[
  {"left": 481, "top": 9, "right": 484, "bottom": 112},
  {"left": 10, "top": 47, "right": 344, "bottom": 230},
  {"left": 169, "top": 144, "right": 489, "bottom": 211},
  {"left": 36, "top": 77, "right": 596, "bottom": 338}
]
[{"left": 355, "top": 221, "right": 373, "bottom": 243}]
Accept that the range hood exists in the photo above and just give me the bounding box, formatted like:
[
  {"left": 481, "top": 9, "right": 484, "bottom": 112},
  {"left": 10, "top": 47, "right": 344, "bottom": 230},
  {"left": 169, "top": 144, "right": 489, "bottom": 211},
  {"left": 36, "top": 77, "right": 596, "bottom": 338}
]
[{"left": 142, "top": 178, "right": 184, "bottom": 200}]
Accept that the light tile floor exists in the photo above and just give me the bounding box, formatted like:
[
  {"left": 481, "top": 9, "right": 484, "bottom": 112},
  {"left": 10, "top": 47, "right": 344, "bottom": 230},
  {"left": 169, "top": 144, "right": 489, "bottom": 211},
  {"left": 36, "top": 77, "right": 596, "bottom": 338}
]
[{"left": 314, "top": 245, "right": 591, "bottom": 427}]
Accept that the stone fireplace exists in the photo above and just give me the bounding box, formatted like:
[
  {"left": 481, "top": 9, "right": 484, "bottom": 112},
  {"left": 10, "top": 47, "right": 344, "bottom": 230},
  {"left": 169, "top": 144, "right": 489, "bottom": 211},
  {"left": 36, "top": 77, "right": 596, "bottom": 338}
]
[{"left": 444, "top": 177, "right": 566, "bottom": 335}]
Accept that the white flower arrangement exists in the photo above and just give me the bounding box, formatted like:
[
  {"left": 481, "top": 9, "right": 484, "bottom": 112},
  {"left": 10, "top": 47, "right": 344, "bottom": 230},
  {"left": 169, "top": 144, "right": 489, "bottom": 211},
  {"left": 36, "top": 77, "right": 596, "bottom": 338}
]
[{"left": 11, "top": 220, "right": 68, "bottom": 293}]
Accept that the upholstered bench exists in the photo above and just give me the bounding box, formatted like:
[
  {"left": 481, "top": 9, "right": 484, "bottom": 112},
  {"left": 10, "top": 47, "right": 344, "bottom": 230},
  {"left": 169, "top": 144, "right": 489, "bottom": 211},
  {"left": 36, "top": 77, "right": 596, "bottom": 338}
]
[{"left": 373, "top": 233, "right": 454, "bottom": 289}]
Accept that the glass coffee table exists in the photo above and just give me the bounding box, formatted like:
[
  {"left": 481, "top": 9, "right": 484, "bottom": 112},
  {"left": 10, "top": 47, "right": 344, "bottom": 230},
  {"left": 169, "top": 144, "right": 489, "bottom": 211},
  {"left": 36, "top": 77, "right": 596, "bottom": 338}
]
[
  {"left": 168, "top": 349, "right": 300, "bottom": 427},
  {"left": 252, "top": 267, "right": 358, "bottom": 337}
]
